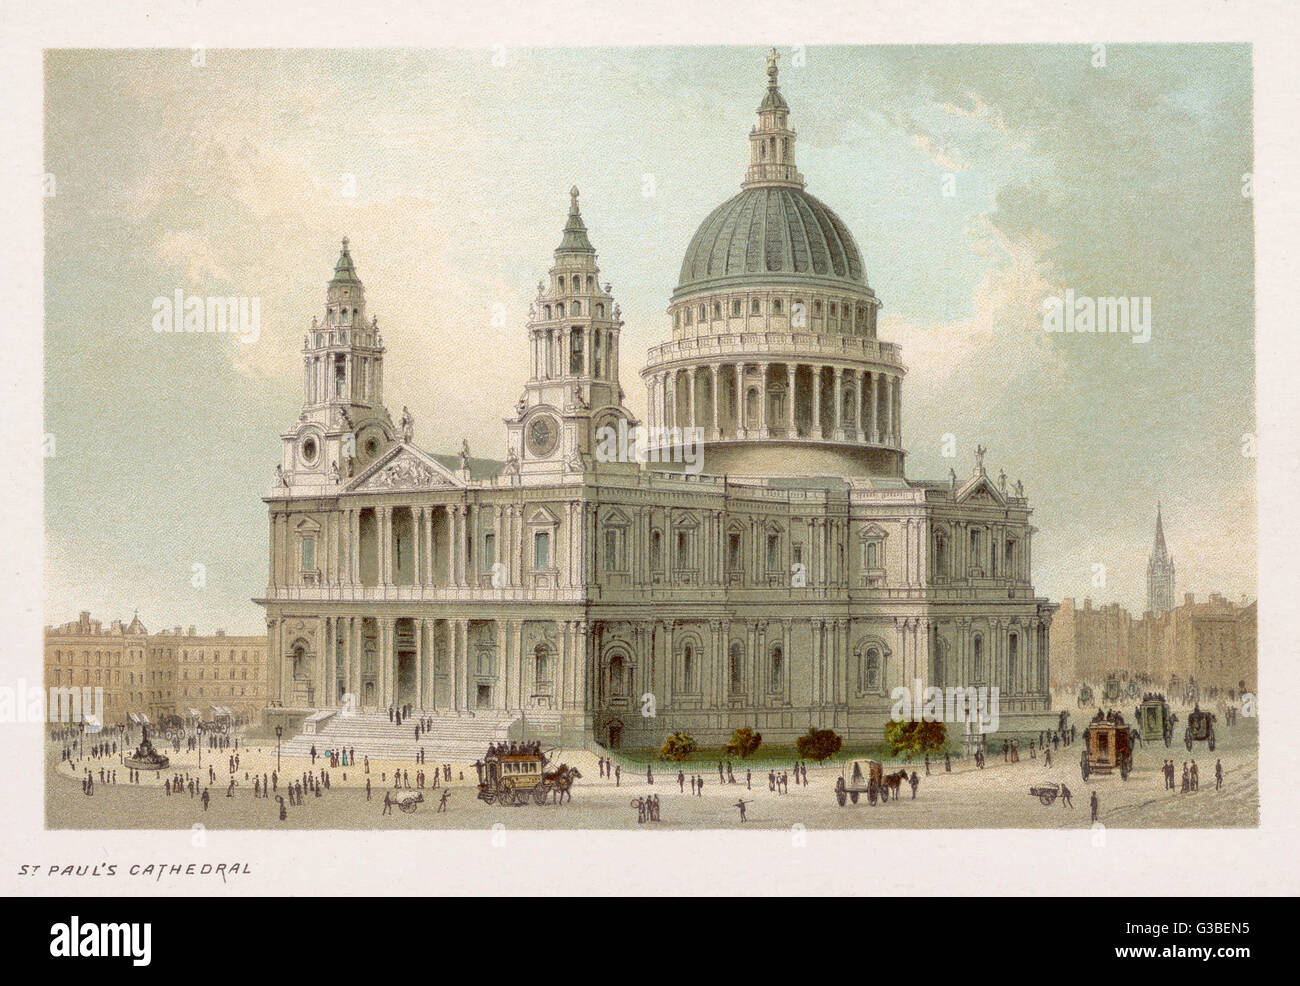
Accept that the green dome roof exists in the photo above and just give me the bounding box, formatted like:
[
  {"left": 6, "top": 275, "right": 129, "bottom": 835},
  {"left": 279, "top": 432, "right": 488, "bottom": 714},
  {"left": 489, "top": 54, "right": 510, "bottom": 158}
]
[{"left": 675, "top": 186, "right": 867, "bottom": 298}]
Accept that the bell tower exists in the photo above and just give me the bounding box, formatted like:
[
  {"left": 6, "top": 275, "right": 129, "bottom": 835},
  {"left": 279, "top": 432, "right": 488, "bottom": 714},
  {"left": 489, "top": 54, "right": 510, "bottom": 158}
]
[
  {"left": 276, "top": 239, "right": 396, "bottom": 494},
  {"left": 505, "top": 188, "right": 637, "bottom": 479}
]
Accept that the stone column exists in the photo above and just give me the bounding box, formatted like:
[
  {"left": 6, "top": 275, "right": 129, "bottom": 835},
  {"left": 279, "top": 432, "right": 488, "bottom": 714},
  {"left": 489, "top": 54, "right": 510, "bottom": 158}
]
[
  {"left": 496, "top": 621, "right": 508, "bottom": 710},
  {"left": 685, "top": 367, "right": 696, "bottom": 434},
  {"left": 832, "top": 367, "right": 845, "bottom": 440},
  {"left": 812, "top": 366, "right": 823, "bottom": 439},
  {"left": 810, "top": 619, "right": 822, "bottom": 714},
  {"left": 782, "top": 619, "right": 793, "bottom": 705},
  {"left": 758, "top": 362, "right": 770, "bottom": 438},
  {"left": 869, "top": 372, "right": 879, "bottom": 443},
  {"left": 786, "top": 363, "right": 797, "bottom": 436},
  {"left": 664, "top": 621, "right": 674, "bottom": 707},
  {"left": 709, "top": 365, "right": 721, "bottom": 440},
  {"left": 883, "top": 374, "right": 893, "bottom": 446},
  {"left": 734, "top": 363, "right": 744, "bottom": 437},
  {"left": 852, "top": 370, "right": 863, "bottom": 440},
  {"left": 447, "top": 506, "right": 458, "bottom": 587},
  {"left": 893, "top": 376, "right": 902, "bottom": 445}
]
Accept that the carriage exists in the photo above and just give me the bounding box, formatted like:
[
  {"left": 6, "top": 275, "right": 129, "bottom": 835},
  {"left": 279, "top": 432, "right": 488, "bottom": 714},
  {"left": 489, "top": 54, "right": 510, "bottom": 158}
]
[
  {"left": 1137, "top": 694, "right": 1173, "bottom": 747},
  {"left": 1184, "top": 705, "right": 1217, "bottom": 752},
  {"left": 1080, "top": 711, "right": 1133, "bottom": 781},
  {"left": 835, "top": 760, "right": 884, "bottom": 806},
  {"left": 1102, "top": 674, "right": 1122, "bottom": 704},
  {"left": 476, "top": 743, "right": 551, "bottom": 806}
]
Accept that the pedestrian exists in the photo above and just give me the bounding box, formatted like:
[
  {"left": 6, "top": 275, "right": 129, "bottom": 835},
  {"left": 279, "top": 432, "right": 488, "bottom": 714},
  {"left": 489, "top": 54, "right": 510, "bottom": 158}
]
[
  {"left": 1215, "top": 759, "right": 1223, "bottom": 791},
  {"left": 1060, "top": 782, "right": 1073, "bottom": 808},
  {"left": 438, "top": 790, "right": 450, "bottom": 813},
  {"left": 944, "top": 752, "right": 951, "bottom": 773},
  {"left": 924, "top": 754, "right": 931, "bottom": 776},
  {"left": 366, "top": 777, "right": 371, "bottom": 801},
  {"left": 1090, "top": 789, "right": 1099, "bottom": 822},
  {"left": 678, "top": 770, "right": 685, "bottom": 793},
  {"left": 734, "top": 799, "right": 749, "bottom": 823},
  {"left": 382, "top": 791, "right": 392, "bottom": 815},
  {"left": 909, "top": 771, "right": 919, "bottom": 799}
]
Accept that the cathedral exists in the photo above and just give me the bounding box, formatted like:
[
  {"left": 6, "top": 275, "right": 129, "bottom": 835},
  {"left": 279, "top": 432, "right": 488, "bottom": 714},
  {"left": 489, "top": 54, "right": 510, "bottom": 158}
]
[{"left": 257, "top": 56, "right": 1058, "bottom": 749}]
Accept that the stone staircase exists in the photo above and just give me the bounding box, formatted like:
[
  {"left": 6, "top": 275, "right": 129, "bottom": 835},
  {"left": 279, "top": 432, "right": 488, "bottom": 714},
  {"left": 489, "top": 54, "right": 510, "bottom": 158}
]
[{"left": 280, "top": 709, "right": 518, "bottom": 761}]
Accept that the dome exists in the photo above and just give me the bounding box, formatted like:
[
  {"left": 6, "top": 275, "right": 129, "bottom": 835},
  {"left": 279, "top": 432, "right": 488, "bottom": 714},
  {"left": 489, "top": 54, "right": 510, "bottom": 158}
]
[{"left": 675, "top": 185, "right": 867, "bottom": 299}]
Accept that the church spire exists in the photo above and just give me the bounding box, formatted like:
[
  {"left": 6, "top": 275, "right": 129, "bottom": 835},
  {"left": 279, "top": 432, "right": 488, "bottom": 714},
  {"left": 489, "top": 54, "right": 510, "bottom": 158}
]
[
  {"left": 742, "top": 48, "right": 804, "bottom": 190},
  {"left": 1147, "top": 501, "right": 1176, "bottom": 615}
]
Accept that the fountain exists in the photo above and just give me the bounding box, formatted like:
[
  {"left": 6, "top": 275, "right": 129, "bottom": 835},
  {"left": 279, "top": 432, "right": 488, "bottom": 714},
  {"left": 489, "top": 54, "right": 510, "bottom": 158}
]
[{"left": 124, "top": 725, "right": 170, "bottom": 771}]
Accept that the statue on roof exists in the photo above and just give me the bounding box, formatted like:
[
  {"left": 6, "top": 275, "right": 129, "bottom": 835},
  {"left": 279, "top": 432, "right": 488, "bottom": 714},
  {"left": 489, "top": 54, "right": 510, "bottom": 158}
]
[
  {"left": 400, "top": 406, "right": 414, "bottom": 443},
  {"left": 975, "top": 444, "right": 986, "bottom": 471},
  {"left": 1014, "top": 479, "right": 1024, "bottom": 498},
  {"left": 998, "top": 468, "right": 1007, "bottom": 493},
  {"left": 459, "top": 439, "right": 471, "bottom": 471}
]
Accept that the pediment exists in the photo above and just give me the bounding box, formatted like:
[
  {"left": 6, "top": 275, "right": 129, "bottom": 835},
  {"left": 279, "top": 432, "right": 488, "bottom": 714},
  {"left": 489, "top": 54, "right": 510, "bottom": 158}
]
[
  {"left": 954, "top": 472, "right": 1006, "bottom": 506},
  {"left": 600, "top": 506, "right": 632, "bottom": 527},
  {"left": 526, "top": 505, "right": 562, "bottom": 527},
  {"left": 346, "top": 443, "right": 464, "bottom": 493},
  {"left": 859, "top": 522, "right": 889, "bottom": 540}
]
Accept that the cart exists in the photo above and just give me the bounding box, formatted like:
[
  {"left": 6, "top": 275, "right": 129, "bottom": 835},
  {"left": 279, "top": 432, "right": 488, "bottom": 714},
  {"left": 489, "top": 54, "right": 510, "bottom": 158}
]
[
  {"left": 394, "top": 791, "right": 423, "bottom": 814},
  {"left": 1028, "top": 783, "right": 1060, "bottom": 806},
  {"left": 834, "top": 760, "right": 883, "bottom": 806}
]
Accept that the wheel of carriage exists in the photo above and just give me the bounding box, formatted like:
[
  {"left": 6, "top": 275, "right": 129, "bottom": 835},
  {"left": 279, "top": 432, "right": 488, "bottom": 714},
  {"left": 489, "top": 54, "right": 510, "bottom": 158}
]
[
  {"left": 532, "top": 784, "right": 549, "bottom": 805},
  {"left": 1039, "top": 793, "right": 1055, "bottom": 806},
  {"left": 481, "top": 791, "right": 495, "bottom": 805},
  {"left": 400, "top": 800, "right": 417, "bottom": 814},
  {"left": 834, "top": 777, "right": 847, "bottom": 806}
]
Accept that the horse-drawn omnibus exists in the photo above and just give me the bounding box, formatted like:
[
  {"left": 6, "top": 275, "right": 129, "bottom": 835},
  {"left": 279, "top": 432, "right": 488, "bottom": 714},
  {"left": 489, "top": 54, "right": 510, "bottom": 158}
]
[
  {"left": 477, "top": 743, "right": 550, "bottom": 806},
  {"left": 1080, "top": 710, "right": 1134, "bottom": 781}
]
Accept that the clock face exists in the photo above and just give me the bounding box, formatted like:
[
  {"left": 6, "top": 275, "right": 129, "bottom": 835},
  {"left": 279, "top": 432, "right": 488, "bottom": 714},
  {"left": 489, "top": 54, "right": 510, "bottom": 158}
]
[{"left": 526, "top": 415, "right": 559, "bottom": 457}]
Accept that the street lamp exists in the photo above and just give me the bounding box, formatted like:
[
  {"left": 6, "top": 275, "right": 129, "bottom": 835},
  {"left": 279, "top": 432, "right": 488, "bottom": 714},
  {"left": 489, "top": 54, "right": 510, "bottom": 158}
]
[{"left": 275, "top": 725, "right": 283, "bottom": 774}]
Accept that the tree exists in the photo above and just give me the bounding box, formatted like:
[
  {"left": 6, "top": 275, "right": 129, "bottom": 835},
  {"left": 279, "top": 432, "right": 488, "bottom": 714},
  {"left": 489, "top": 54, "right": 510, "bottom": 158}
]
[
  {"left": 795, "top": 727, "right": 842, "bottom": 762},
  {"left": 884, "top": 719, "right": 948, "bottom": 758},
  {"left": 659, "top": 732, "right": 698, "bottom": 762},
  {"left": 725, "top": 727, "right": 762, "bottom": 758}
]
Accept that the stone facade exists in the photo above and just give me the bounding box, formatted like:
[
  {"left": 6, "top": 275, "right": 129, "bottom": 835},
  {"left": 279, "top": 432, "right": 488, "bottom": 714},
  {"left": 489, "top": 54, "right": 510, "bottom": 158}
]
[
  {"left": 257, "top": 57, "right": 1057, "bottom": 748},
  {"left": 43, "top": 612, "right": 267, "bottom": 725},
  {"left": 1052, "top": 594, "right": 1256, "bottom": 693}
]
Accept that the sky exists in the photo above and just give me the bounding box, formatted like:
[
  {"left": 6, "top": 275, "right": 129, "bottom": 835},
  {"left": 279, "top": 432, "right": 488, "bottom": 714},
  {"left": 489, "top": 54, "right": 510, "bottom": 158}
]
[{"left": 43, "top": 45, "right": 1255, "bottom": 633}]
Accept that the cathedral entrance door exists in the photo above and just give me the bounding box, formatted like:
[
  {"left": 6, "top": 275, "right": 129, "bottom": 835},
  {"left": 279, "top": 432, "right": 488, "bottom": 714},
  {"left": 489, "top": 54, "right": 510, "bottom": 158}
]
[
  {"left": 476, "top": 684, "right": 492, "bottom": 709},
  {"left": 396, "top": 650, "right": 416, "bottom": 708},
  {"left": 608, "top": 720, "right": 622, "bottom": 749}
]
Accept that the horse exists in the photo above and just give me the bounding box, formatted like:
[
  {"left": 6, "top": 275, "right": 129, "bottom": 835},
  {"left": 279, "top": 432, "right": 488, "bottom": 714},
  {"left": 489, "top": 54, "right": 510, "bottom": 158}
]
[
  {"left": 882, "top": 770, "right": 908, "bottom": 801},
  {"left": 544, "top": 765, "right": 582, "bottom": 804}
]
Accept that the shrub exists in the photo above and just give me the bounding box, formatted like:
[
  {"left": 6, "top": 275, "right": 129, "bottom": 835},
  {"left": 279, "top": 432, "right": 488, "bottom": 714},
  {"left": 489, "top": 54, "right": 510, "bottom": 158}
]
[
  {"left": 795, "top": 727, "right": 842, "bottom": 762},
  {"left": 725, "top": 727, "right": 763, "bottom": 758},
  {"left": 884, "top": 719, "right": 948, "bottom": 759},
  {"left": 659, "top": 732, "right": 698, "bottom": 762}
]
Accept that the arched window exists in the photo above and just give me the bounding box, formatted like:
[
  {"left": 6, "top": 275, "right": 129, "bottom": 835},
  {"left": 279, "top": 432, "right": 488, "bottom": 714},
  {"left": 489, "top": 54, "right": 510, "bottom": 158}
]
[
  {"left": 1008, "top": 633, "right": 1019, "bottom": 688},
  {"left": 557, "top": 276, "right": 565, "bottom": 291},
  {"left": 729, "top": 641, "right": 743, "bottom": 692},
  {"left": 866, "top": 541, "right": 878, "bottom": 567},
  {"left": 586, "top": 276, "right": 594, "bottom": 290},
  {"left": 862, "top": 647, "right": 881, "bottom": 691},
  {"left": 713, "top": 302, "right": 721, "bottom": 319},
  {"left": 596, "top": 303, "right": 605, "bottom": 318},
  {"left": 683, "top": 644, "right": 695, "bottom": 692},
  {"left": 772, "top": 298, "right": 783, "bottom": 315},
  {"left": 544, "top": 304, "right": 552, "bottom": 319},
  {"left": 771, "top": 644, "right": 784, "bottom": 689},
  {"left": 731, "top": 299, "right": 742, "bottom": 316},
  {"left": 751, "top": 298, "right": 761, "bottom": 314},
  {"left": 973, "top": 634, "right": 984, "bottom": 680}
]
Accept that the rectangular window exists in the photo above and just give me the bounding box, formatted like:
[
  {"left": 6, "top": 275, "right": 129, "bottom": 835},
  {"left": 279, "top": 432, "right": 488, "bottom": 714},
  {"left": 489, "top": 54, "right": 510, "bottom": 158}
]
[
  {"left": 676, "top": 530, "right": 691, "bottom": 568},
  {"left": 483, "top": 532, "right": 496, "bottom": 569},
  {"left": 301, "top": 537, "right": 315, "bottom": 571},
  {"left": 569, "top": 328, "right": 584, "bottom": 374},
  {"left": 605, "top": 528, "right": 619, "bottom": 571},
  {"left": 728, "top": 533, "right": 742, "bottom": 571},
  {"left": 767, "top": 534, "right": 780, "bottom": 571},
  {"left": 533, "top": 531, "right": 551, "bottom": 570}
]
